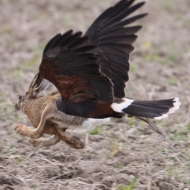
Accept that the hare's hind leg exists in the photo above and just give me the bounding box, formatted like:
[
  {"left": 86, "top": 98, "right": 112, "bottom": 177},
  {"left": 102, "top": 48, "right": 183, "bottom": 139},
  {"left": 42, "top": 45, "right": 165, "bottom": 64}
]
[
  {"left": 13, "top": 105, "right": 50, "bottom": 139},
  {"left": 54, "top": 126, "right": 85, "bottom": 149},
  {"left": 29, "top": 135, "right": 60, "bottom": 147}
]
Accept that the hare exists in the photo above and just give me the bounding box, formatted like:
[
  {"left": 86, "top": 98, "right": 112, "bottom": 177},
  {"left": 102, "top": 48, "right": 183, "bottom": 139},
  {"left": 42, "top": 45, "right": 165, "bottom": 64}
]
[{"left": 13, "top": 73, "right": 88, "bottom": 149}]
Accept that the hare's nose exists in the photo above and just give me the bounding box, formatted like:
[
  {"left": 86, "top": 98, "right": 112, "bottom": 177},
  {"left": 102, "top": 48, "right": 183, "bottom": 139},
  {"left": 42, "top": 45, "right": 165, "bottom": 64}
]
[{"left": 15, "top": 103, "right": 19, "bottom": 111}]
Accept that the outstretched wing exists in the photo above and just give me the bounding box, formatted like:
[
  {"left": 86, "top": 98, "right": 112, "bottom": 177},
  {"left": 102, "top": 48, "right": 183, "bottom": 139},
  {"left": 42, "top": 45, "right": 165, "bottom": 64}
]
[
  {"left": 84, "top": 0, "right": 147, "bottom": 98},
  {"left": 38, "top": 0, "right": 146, "bottom": 117},
  {"left": 39, "top": 30, "right": 113, "bottom": 104}
]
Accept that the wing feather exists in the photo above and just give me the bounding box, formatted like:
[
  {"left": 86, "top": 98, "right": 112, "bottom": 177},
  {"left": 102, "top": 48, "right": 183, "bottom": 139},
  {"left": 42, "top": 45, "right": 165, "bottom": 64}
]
[
  {"left": 40, "top": 32, "right": 113, "bottom": 104},
  {"left": 38, "top": 0, "right": 146, "bottom": 115},
  {"left": 84, "top": 0, "right": 147, "bottom": 98}
]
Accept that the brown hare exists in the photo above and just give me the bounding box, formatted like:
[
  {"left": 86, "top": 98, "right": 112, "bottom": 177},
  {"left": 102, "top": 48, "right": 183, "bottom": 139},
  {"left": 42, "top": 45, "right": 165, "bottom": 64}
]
[
  {"left": 14, "top": 0, "right": 181, "bottom": 148},
  {"left": 14, "top": 73, "right": 89, "bottom": 149}
]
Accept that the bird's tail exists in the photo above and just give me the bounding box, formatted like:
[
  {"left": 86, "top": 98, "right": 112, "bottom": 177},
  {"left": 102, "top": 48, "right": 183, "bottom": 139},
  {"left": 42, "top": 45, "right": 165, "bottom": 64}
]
[{"left": 111, "top": 97, "right": 181, "bottom": 120}]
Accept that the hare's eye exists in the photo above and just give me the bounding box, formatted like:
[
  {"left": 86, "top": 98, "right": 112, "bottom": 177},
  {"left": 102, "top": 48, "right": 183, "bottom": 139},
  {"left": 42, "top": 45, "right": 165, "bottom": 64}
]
[{"left": 19, "top": 95, "right": 22, "bottom": 100}]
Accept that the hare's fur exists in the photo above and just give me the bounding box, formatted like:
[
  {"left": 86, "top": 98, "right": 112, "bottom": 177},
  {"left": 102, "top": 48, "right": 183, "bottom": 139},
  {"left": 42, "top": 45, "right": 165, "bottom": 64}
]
[
  {"left": 14, "top": 73, "right": 110, "bottom": 148},
  {"left": 14, "top": 86, "right": 86, "bottom": 149}
]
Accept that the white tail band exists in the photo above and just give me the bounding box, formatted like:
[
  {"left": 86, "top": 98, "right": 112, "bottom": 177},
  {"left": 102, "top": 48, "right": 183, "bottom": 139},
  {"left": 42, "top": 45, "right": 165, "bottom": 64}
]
[{"left": 111, "top": 98, "right": 134, "bottom": 113}]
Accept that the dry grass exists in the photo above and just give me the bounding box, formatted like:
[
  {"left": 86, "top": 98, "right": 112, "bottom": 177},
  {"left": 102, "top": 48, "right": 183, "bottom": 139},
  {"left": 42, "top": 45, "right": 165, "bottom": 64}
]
[{"left": 0, "top": 0, "right": 190, "bottom": 189}]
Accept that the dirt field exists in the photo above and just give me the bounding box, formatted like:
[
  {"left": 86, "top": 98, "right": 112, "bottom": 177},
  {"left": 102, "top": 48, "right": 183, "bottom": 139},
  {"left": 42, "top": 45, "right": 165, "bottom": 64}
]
[{"left": 1, "top": 0, "right": 190, "bottom": 189}]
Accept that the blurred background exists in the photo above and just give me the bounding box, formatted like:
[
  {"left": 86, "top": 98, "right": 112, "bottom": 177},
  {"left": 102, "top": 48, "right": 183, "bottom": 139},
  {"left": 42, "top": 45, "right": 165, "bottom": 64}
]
[{"left": 0, "top": 0, "right": 190, "bottom": 189}]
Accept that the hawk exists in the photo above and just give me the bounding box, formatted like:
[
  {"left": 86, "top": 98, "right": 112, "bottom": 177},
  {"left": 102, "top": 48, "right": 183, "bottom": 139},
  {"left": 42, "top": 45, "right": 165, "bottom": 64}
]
[{"left": 34, "top": 0, "right": 180, "bottom": 123}]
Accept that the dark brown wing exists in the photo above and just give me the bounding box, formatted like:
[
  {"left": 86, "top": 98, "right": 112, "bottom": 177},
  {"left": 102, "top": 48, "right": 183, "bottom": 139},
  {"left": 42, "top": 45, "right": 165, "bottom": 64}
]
[
  {"left": 37, "top": 0, "right": 147, "bottom": 118},
  {"left": 84, "top": 0, "right": 147, "bottom": 98},
  {"left": 39, "top": 30, "right": 113, "bottom": 104}
]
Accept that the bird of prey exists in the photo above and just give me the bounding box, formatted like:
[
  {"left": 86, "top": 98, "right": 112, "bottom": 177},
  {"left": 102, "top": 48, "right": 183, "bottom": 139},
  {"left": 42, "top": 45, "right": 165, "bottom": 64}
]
[{"left": 34, "top": 0, "right": 180, "bottom": 124}]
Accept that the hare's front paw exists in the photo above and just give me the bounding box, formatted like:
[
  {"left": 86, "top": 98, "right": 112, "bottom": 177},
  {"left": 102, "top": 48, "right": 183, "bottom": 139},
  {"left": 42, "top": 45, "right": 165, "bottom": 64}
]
[
  {"left": 13, "top": 123, "right": 25, "bottom": 135},
  {"left": 13, "top": 123, "right": 39, "bottom": 138}
]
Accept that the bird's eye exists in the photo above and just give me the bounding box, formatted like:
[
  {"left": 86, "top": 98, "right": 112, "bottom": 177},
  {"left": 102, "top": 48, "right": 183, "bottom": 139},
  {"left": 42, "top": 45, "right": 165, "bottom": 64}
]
[{"left": 19, "top": 95, "right": 22, "bottom": 100}]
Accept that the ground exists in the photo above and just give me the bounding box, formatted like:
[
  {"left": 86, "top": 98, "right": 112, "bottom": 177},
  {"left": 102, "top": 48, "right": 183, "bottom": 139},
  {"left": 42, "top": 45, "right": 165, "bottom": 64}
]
[{"left": 0, "top": 0, "right": 190, "bottom": 189}]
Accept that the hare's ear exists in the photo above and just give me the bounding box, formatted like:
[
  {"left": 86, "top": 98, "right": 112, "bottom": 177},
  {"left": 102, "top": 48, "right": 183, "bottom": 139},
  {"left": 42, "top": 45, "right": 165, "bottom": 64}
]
[
  {"left": 35, "top": 78, "right": 50, "bottom": 93},
  {"left": 25, "top": 73, "right": 42, "bottom": 98},
  {"left": 32, "top": 73, "right": 50, "bottom": 94},
  {"left": 31, "top": 73, "right": 42, "bottom": 89},
  {"left": 26, "top": 73, "right": 50, "bottom": 98}
]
